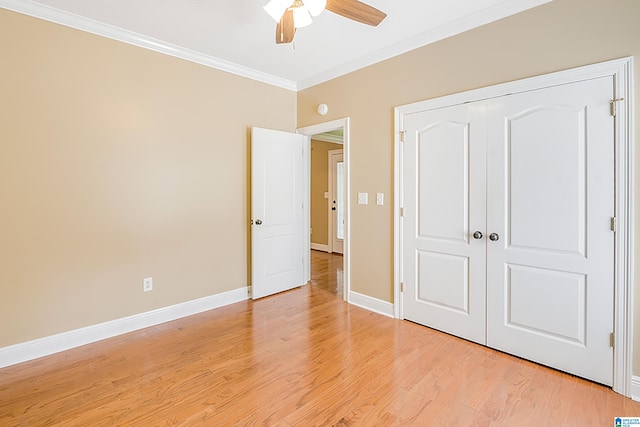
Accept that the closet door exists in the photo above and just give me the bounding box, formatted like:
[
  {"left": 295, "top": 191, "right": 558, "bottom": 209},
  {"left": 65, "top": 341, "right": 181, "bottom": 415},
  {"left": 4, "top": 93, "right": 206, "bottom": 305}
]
[
  {"left": 402, "top": 102, "right": 487, "bottom": 345},
  {"left": 486, "top": 76, "right": 615, "bottom": 385}
]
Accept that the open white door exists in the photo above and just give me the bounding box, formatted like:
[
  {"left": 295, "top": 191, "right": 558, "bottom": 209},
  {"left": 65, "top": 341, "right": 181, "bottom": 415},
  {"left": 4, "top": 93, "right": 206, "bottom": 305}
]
[{"left": 251, "top": 127, "right": 306, "bottom": 299}]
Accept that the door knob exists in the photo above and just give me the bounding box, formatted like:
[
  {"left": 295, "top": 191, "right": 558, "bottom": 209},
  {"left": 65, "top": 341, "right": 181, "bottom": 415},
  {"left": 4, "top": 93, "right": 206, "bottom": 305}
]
[
  {"left": 255, "top": 219, "right": 263, "bottom": 225},
  {"left": 473, "top": 231, "right": 483, "bottom": 240},
  {"left": 489, "top": 233, "right": 499, "bottom": 241}
]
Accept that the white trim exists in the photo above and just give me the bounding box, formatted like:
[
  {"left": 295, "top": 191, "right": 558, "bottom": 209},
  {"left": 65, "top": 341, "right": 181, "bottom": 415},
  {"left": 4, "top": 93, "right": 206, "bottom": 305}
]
[
  {"left": 310, "top": 243, "right": 330, "bottom": 253},
  {"left": 631, "top": 376, "right": 640, "bottom": 402},
  {"left": 304, "top": 136, "right": 311, "bottom": 283},
  {"left": 394, "top": 57, "right": 634, "bottom": 396},
  {"left": 312, "top": 134, "right": 343, "bottom": 144},
  {"left": 0, "top": 287, "right": 248, "bottom": 369},
  {"left": 297, "top": 0, "right": 552, "bottom": 90},
  {"left": 394, "top": 110, "right": 403, "bottom": 320},
  {"left": 612, "top": 57, "right": 635, "bottom": 397},
  {"left": 348, "top": 291, "right": 394, "bottom": 318},
  {"left": 395, "top": 58, "right": 633, "bottom": 115},
  {"left": 0, "top": 0, "right": 296, "bottom": 91},
  {"left": 297, "top": 118, "right": 351, "bottom": 302},
  {"left": 1, "top": 0, "right": 551, "bottom": 92}
]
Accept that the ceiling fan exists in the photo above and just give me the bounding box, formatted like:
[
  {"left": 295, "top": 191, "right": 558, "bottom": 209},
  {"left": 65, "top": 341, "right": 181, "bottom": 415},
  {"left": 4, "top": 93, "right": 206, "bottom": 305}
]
[{"left": 263, "top": 0, "right": 387, "bottom": 44}]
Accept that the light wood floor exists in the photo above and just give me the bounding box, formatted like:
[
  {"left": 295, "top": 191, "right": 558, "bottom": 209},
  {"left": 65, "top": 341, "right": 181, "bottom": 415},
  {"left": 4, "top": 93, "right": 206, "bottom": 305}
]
[
  {"left": 2, "top": 251, "right": 640, "bottom": 426},
  {"left": 310, "top": 249, "right": 343, "bottom": 296}
]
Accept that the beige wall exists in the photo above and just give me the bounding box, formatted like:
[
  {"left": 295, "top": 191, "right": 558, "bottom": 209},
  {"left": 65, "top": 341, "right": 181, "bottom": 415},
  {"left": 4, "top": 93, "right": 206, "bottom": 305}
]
[
  {"left": 3, "top": 0, "right": 640, "bottom": 376},
  {"left": 311, "top": 139, "right": 342, "bottom": 246},
  {"left": 0, "top": 9, "right": 296, "bottom": 347},
  {"left": 297, "top": 0, "right": 640, "bottom": 369}
]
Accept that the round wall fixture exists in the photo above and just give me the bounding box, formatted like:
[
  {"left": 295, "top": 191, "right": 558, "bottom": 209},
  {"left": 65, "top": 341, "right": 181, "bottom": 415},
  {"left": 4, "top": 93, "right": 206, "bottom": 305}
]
[{"left": 317, "top": 104, "right": 329, "bottom": 116}]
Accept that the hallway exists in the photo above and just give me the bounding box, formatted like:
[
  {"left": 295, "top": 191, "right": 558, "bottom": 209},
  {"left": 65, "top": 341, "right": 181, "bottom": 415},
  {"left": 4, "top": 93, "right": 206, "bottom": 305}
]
[{"left": 310, "top": 249, "right": 343, "bottom": 296}]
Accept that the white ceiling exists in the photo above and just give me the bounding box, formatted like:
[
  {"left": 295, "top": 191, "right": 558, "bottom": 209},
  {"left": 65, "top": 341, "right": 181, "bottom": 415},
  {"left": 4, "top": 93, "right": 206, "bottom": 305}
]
[{"left": 1, "top": 0, "right": 551, "bottom": 90}]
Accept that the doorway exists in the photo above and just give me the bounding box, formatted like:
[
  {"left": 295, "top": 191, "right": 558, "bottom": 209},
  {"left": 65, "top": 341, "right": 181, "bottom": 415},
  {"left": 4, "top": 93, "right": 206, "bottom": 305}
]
[
  {"left": 401, "top": 77, "right": 615, "bottom": 385},
  {"left": 394, "top": 57, "right": 634, "bottom": 396},
  {"left": 298, "top": 118, "right": 350, "bottom": 302},
  {"left": 328, "top": 149, "right": 344, "bottom": 254}
]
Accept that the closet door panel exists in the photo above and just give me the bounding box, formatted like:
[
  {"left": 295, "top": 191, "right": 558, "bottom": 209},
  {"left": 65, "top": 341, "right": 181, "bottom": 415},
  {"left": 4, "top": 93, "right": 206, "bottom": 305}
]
[
  {"left": 486, "top": 76, "right": 615, "bottom": 385},
  {"left": 402, "top": 102, "right": 487, "bottom": 344}
]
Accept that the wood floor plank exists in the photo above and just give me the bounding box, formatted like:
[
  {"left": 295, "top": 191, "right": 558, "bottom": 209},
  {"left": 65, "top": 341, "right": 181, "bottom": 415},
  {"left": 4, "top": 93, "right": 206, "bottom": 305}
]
[{"left": 2, "top": 251, "right": 640, "bottom": 425}]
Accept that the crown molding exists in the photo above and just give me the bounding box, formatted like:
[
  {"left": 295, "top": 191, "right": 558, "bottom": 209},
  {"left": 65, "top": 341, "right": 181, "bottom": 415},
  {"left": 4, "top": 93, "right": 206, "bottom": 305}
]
[
  {"left": 297, "top": 0, "right": 553, "bottom": 90},
  {"left": 0, "top": 0, "right": 297, "bottom": 91},
  {"left": 1, "top": 0, "right": 552, "bottom": 92},
  {"left": 312, "top": 133, "right": 343, "bottom": 144}
]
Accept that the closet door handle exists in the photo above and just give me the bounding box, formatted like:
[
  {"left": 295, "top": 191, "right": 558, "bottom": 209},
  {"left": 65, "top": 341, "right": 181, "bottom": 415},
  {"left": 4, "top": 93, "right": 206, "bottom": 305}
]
[
  {"left": 472, "top": 231, "right": 483, "bottom": 240},
  {"left": 489, "top": 233, "right": 499, "bottom": 241}
]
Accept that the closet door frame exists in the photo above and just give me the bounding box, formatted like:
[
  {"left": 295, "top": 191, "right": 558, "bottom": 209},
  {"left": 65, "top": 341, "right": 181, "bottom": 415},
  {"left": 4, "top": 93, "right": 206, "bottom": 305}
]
[{"left": 394, "top": 57, "right": 634, "bottom": 397}]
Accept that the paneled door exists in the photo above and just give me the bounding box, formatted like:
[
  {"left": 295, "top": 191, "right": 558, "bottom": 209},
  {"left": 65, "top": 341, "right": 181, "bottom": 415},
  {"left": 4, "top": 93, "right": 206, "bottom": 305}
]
[
  {"left": 402, "top": 76, "right": 615, "bottom": 385},
  {"left": 251, "top": 127, "right": 306, "bottom": 299},
  {"left": 486, "top": 77, "right": 614, "bottom": 385},
  {"left": 402, "top": 102, "right": 488, "bottom": 345}
]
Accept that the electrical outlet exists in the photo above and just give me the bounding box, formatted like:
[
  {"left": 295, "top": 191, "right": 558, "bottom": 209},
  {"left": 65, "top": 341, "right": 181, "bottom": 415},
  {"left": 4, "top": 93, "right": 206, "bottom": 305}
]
[{"left": 143, "top": 277, "right": 153, "bottom": 292}]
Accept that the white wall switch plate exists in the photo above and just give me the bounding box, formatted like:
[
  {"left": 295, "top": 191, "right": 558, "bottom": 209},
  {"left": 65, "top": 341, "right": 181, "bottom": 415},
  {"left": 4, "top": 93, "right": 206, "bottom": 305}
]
[
  {"left": 376, "top": 193, "right": 384, "bottom": 206},
  {"left": 357, "top": 192, "right": 368, "bottom": 205},
  {"left": 143, "top": 277, "right": 153, "bottom": 292}
]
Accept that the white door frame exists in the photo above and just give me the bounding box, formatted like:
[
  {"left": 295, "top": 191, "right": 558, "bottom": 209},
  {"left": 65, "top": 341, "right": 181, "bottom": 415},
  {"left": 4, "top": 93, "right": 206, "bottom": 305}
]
[
  {"left": 298, "top": 118, "right": 350, "bottom": 302},
  {"left": 394, "top": 57, "right": 634, "bottom": 396}
]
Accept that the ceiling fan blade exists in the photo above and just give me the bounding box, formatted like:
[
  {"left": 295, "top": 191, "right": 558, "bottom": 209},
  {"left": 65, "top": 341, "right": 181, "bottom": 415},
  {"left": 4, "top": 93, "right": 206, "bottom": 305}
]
[
  {"left": 325, "top": 0, "right": 386, "bottom": 26},
  {"left": 276, "top": 9, "right": 295, "bottom": 44}
]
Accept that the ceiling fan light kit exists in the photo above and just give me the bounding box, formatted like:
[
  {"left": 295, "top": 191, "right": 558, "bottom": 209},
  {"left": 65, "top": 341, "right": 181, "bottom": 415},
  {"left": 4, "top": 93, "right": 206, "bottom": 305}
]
[
  {"left": 263, "top": 0, "right": 292, "bottom": 22},
  {"left": 305, "top": 0, "right": 327, "bottom": 17},
  {"left": 265, "top": 0, "right": 386, "bottom": 44},
  {"left": 264, "top": 0, "right": 326, "bottom": 24},
  {"left": 292, "top": 6, "right": 313, "bottom": 28}
]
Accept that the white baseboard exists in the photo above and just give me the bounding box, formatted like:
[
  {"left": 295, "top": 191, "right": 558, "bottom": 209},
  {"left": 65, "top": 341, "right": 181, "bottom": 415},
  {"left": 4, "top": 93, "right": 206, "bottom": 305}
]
[
  {"left": 310, "top": 243, "right": 330, "bottom": 252},
  {"left": 348, "top": 291, "right": 394, "bottom": 318},
  {"left": 631, "top": 376, "right": 640, "bottom": 402},
  {"left": 0, "top": 287, "right": 248, "bottom": 369}
]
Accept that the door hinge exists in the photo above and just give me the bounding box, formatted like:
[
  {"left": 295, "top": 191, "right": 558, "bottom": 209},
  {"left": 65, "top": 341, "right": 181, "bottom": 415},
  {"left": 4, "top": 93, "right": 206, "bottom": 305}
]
[
  {"left": 400, "top": 282, "right": 404, "bottom": 292},
  {"left": 610, "top": 97, "right": 624, "bottom": 116},
  {"left": 610, "top": 332, "right": 615, "bottom": 347},
  {"left": 611, "top": 216, "right": 617, "bottom": 232},
  {"left": 400, "top": 207, "right": 404, "bottom": 217},
  {"left": 400, "top": 130, "right": 406, "bottom": 142}
]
